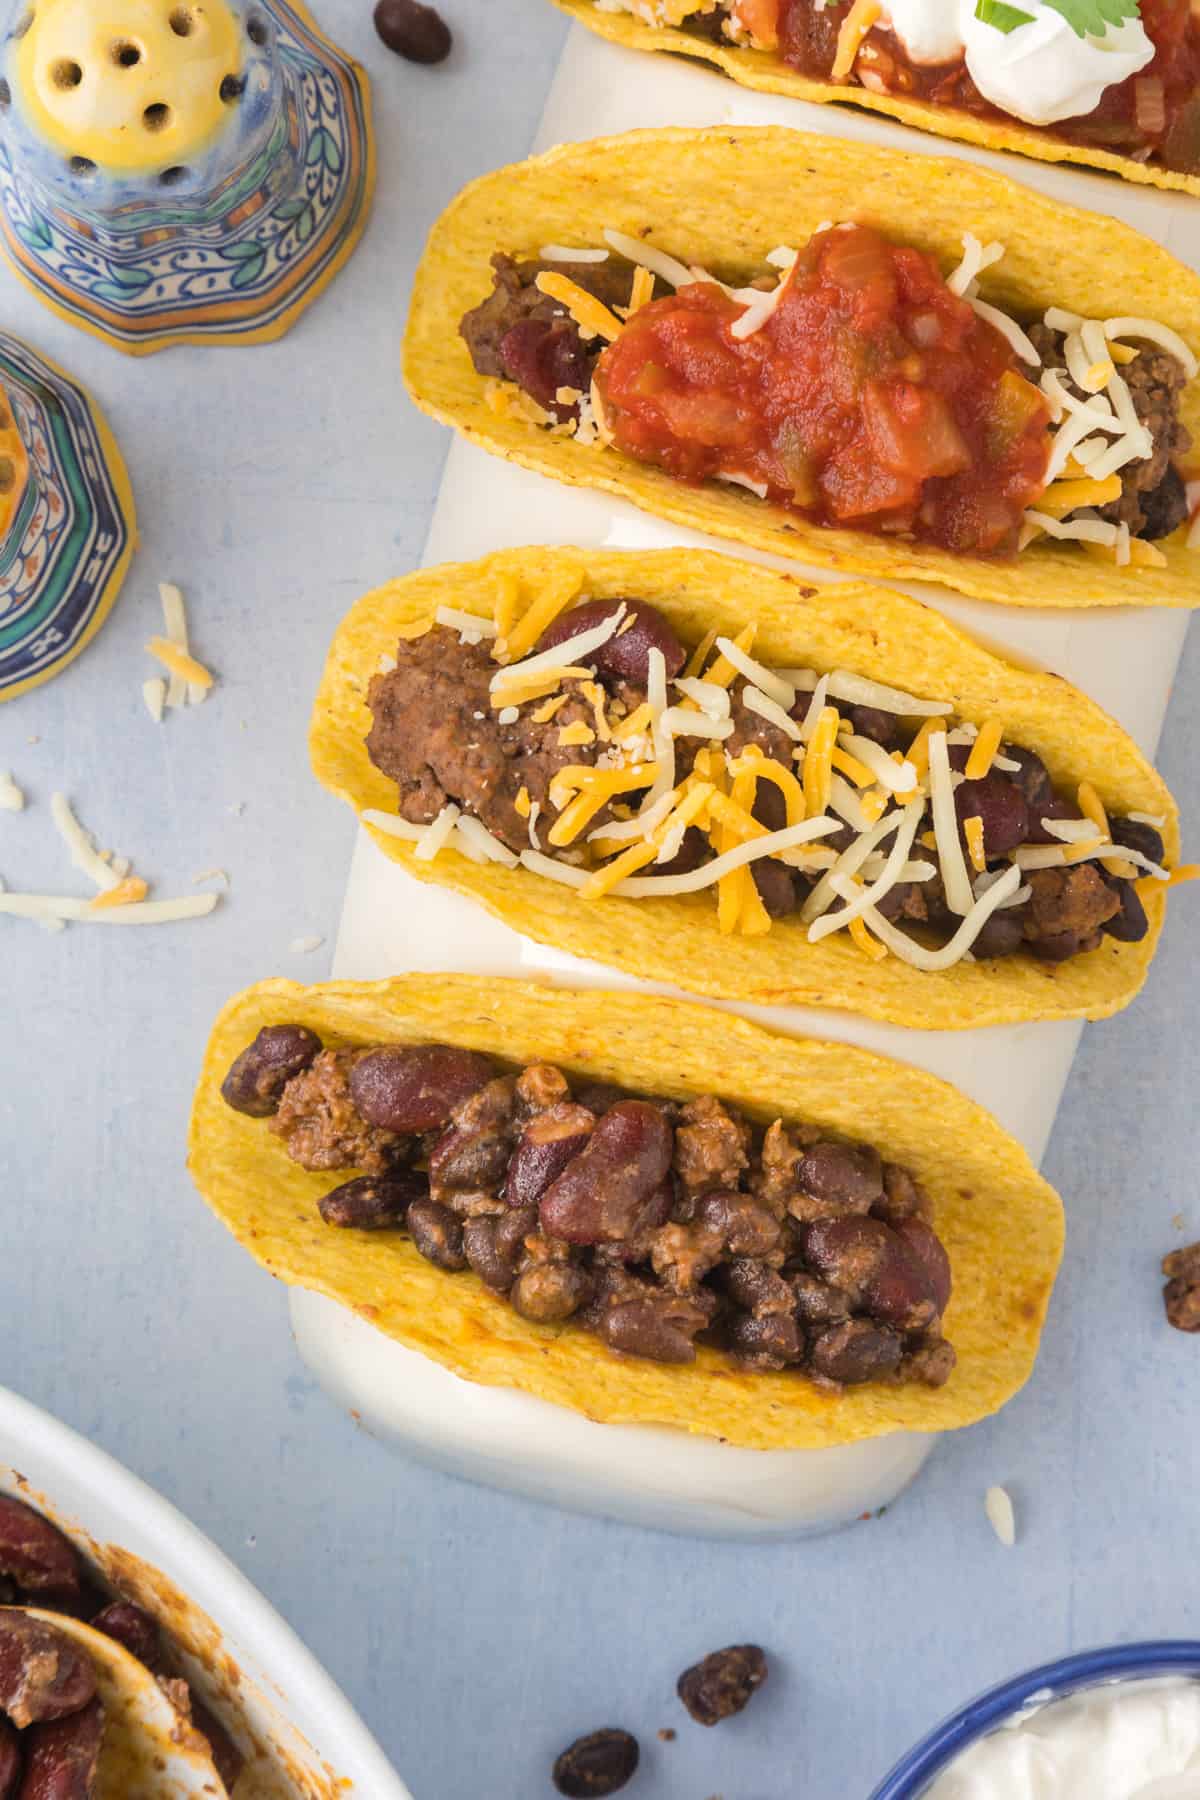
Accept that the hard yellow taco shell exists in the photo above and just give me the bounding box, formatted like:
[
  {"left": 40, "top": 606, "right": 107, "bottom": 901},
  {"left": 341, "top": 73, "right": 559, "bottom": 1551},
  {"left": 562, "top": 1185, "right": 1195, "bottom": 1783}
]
[
  {"left": 189, "top": 975, "right": 1064, "bottom": 1451},
  {"left": 403, "top": 126, "right": 1200, "bottom": 609},
  {"left": 551, "top": 1, "right": 1200, "bottom": 200},
  {"left": 310, "top": 546, "right": 1179, "bottom": 1031}
]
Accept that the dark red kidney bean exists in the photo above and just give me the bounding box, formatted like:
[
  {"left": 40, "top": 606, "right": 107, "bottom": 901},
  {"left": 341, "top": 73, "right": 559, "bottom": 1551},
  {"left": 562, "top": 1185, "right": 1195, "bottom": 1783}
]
[
  {"left": 811, "top": 1319, "right": 903, "bottom": 1384},
  {"left": 406, "top": 1199, "right": 467, "bottom": 1271},
  {"left": 1025, "top": 790, "right": 1082, "bottom": 846},
  {"left": 553, "top": 1728, "right": 639, "bottom": 1798},
  {"left": 0, "top": 1614, "right": 96, "bottom": 1728},
  {"left": 972, "top": 910, "right": 1025, "bottom": 959},
  {"left": 694, "top": 1191, "right": 781, "bottom": 1260},
  {"left": 797, "top": 1140, "right": 883, "bottom": 1211},
  {"left": 1101, "top": 879, "right": 1149, "bottom": 943},
  {"left": 190, "top": 1698, "right": 245, "bottom": 1794},
  {"left": 499, "top": 319, "right": 592, "bottom": 421},
  {"left": 349, "top": 1046, "right": 494, "bottom": 1133},
  {"left": 0, "top": 1717, "right": 19, "bottom": 1800},
  {"left": 677, "top": 1644, "right": 768, "bottom": 1727},
  {"left": 221, "top": 1025, "right": 322, "bottom": 1118},
  {"left": 318, "top": 1171, "right": 426, "bottom": 1230},
  {"left": 88, "top": 1601, "right": 159, "bottom": 1670},
  {"left": 540, "top": 1101, "right": 674, "bottom": 1244},
  {"left": 751, "top": 860, "right": 798, "bottom": 918},
  {"left": 18, "top": 1697, "right": 103, "bottom": 1800},
  {"left": 1110, "top": 816, "right": 1165, "bottom": 865},
  {"left": 373, "top": 0, "right": 452, "bottom": 62},
  {"left": 726, "top": 1310, "right": 803, "bottom": 1369},
  {"left": 802, "top": 1216, "right": 937, "bottom": 1331},
  {"left": 0, "top": 1500, "right": 81, "bottom": 1607},
  {"left": 892, "top": 1216, "right": 952, "bottom": 1316},
  {"left": 504, "top": 1105, "right": 595, "bottom": 1209},
  {"left": 599, "top": 1296, "right": 705, "bottom": 1363},
  {"left": 954, "top": 774, "right": 1029, "bottom": 857},
  {"left": 848, "top": 705, "right": 905, "bottom": 750},
  {"left": 510, "top": 1262, "right": 592, "bottom": 1324},
  {"left": 536, "top": 598, "right": 686, "bottom": 684}
]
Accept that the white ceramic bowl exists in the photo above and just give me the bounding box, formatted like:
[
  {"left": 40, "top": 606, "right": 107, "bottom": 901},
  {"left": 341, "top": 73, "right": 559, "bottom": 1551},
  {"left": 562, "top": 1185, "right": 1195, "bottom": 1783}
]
[{"left": 0, "top": 1382, "right": 411, "bottom": 1800}]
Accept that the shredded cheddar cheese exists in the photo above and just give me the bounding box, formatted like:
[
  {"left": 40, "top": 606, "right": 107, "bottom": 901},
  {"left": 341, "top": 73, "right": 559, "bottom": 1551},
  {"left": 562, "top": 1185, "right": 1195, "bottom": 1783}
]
[
  {"left": 614, "top": 701, "right": 653, "bottom": 743},
  {"left": 963, "top": 815, "right": 987, "bottom": 873},
  {"left": 627, "top": 265, "right": 655, "bottom": 315},
  {"left": 849, "top": 912, "right": 888, "bottom": 961},
  {"left": 531, "top": 694, "right": 569, "bottom": 725},
  {"left": 702, "top": 623, "right": 756, "bottom": 691},
  {"left": 558, "top": 721, "right": 595, "bottom": 748},
  {"left": 727, "top": 750, "right": 805, "bottom": 827},
  {"left": 965, "top": 718, "right": 1005, "bottom": 780},
  {"left": 514, "top": 787, "right": 531, "bottom": 819},
  {"left": 1035, "top": 476, "right": 1124, "bottom": 518},
  {"left": 502, "top": 570, "right": 584, "bottom": 664},
  {"left": 803, "top": 707, "right": 839, "bottom": 820},
  {"left": 905, "top": 718, "right": 948, "bottom": 782},
  {"left": 89, "top": 877, "right": 149, "bottom": 910},
  {"left": 684, "top": 628, "right": 719, "bottom": 680},
  {"left": 832, "top": 0, "right": 881, "bottom": 80},
  {"left": 144, "top": 638, "right": 213, "bottom": 691},
  {"left": 492, "top": 571, "right": 522, "bottom": 643},
  {"left": 579, "top": 839, "right": 659, "bottom": 897},
  {"left": 1077, "top": 780, "right": 1138, "bottom": 878},
  {"left": 491, "top": 665, "right": 591, "bottom": 709},
  {"left": 534, "top": 272, "right": 624, "bottom": 342},
  {"left": 831, "top": 745, "right": 876, "bottom": 789}
]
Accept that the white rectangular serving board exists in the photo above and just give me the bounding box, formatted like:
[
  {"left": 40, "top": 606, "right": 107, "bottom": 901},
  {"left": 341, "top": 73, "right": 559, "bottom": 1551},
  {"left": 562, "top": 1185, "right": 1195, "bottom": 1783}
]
[{"left": 334, "top": 24, "right": 1195, "bottom": 1165}]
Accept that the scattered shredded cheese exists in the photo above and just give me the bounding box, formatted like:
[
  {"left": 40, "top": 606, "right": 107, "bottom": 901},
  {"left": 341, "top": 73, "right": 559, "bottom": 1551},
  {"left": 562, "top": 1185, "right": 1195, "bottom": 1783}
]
[
  {"left": 0, "top": 771, "right": 24, "bottom": 812},
  {"left": 535, "top": 272, "right": 624, "bottom": 342},
  {"left": 142, "top": 678, "right": 166, "bottom": 724},
  {"left": 985, "top": 1485, "right": 1017, "bottom": 1548}
]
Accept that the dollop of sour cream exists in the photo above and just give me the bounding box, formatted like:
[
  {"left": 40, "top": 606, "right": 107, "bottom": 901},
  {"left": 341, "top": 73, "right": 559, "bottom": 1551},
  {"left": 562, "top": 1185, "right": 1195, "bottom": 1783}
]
[
  {"left": 925, "top": 1677, "right": 1200, "bottom": 1800},
  {"left": 877, "top": 0, "right": 1157, "bottom": 128}
]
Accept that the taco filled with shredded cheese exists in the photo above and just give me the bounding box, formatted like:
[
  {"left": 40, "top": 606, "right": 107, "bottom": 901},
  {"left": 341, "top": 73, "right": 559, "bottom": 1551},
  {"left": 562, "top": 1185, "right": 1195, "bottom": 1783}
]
[
  {"left": 555, "top": 0, "right": 1200, "bottom": 200},
  {"left": 404, "top": 126, "right": 1200, "bottom": 608},
  {"left": 310, "top": 547, "right": 1191, "bottom": 1031},
  {"left": 190, "top": 974, "right": 1065, "bottom": 1450}
]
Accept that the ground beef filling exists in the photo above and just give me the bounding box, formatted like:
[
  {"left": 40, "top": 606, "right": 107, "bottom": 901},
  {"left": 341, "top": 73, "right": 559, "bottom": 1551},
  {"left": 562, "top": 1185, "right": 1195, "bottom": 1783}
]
[
  {"left": 364, "top": 599, "right": 1160, "bottom": 965},
  {"left": 460, "top": 255, "right": 1191, "bottom": 545},
  {"left": 223, "top": 1028, "right": 959, "bottom": 1389}
]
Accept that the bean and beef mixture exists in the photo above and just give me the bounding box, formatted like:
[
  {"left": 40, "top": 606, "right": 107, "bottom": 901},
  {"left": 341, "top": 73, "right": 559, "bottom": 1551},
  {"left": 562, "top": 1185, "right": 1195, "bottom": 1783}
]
[
  {"left": 365, "top": 593, "right": 1167, "bottom": 967},
  {"left": 223, "top": 1025, "right": 958, "bottom": 1389},
  {"left": 0, "top": 1494, "right": 243, "bottom": 1797},
  {"left": 460, "top": 229, "right": 1194, "bottom": 563}
]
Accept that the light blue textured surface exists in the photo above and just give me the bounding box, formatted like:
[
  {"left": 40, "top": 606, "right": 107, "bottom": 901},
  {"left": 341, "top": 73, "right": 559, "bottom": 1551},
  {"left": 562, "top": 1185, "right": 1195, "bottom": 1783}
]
[{"left": 0, "top": 4, "right": 1197, "bottom": 1797}]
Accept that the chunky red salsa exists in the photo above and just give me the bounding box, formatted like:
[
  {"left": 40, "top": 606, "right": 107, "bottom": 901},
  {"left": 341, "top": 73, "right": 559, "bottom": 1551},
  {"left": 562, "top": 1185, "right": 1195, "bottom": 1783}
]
[
  {"left": 772, "top": 0, "right": 1200, "bottom": 174},
  {"left": 594, "top": 224, "right": 1052, "bottom": 557}
]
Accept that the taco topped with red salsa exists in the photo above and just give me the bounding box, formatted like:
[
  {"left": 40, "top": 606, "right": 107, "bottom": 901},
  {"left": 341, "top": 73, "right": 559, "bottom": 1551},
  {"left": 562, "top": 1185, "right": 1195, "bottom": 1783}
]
[
  {"left": 404, "top": 127, "right": 1200, "bottom": 607},
  {"left": 556, "top": 0, "right": 1200, "bottom": 197}
]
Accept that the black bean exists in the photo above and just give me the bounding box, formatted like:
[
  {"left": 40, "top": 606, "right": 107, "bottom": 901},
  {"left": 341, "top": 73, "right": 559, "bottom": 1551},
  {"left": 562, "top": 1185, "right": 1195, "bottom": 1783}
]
[
  {"left": 510, "top": 1262, "right": 592, "bottom": 1323},
  {"left": 1110, "top": 816, "right": 1165, "bottom": 865},
  {"left": 1102, "top": 879, "right": 1150, "bottom": 943},
  {"left": 221, "top": 1025, "right": 322, "bottom": 1117},
  {"left": 319, "top": 1172, "right": 426, "bottom": 1230},
  {"left": 553, "top": 1729, "right": 639, "bottom": 1797},
  {"left": 722, "top": 1258, "right": 794, "bottom": 1315},
  {"left": 373, "top": 0, "right": 452, "bottom": 63},
  {"left": 891, "top": 1216, "right": 952, "bottom": 1315},
  {"left": 971, "top": 909, "right": 1025, "bottom": 958},
  {"left": 751, "top": 859, "right": 798, "bottom": 918},
  {"left": 406, "top": 1199, "right": 466, "bottom": 1271},
  {"left": 677, "top": 1644, "right": 768, "bottom": 1726},
  {"left": 463, "top": 1213, "right": 530, "bottom": 1292},
  {"left": 803, "top": 1215, "right": 937, "bottom": 1331},
  {"left": 599, "top": 1296, "right": 704, "bottom": 1363},
  {"left": 790, "top": 1271, "right": 850, "bottom": 1328},
  {"left": 848, "top": 705, "right": 905, "bottom": 750},
  {"left": 810, "top": 1318, "right": 903, "bottom": 1384},
  {"left": 726, "top": 1310, "right": 802, "bottom": 1369}
]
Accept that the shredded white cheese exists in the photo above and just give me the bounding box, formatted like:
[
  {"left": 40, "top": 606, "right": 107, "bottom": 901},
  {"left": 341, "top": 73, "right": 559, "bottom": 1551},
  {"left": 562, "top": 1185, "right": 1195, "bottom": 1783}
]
[
  {"left": 0, "top": 892, "right": 218, "bottom": 927},
  {"left": 142, "top": 678, "right": 166, "bottom": 724},
  {"left": 435, "top": 605, "right": 498, "bottom": 639},
  {"left": 713, "top": 637, "right": 794, "bottom": 709},
  {"left": 0, "top": 771, "right": 24, "bottom": 812},
  {"left": 50, "top": 794, "right": 122, "bottom": 892},
  {"left": 927, "top": 732, "right": 974, "bottom": 916},
  {"left": 985, "top": 1485, "right": 1017, "bottom": 1548}
]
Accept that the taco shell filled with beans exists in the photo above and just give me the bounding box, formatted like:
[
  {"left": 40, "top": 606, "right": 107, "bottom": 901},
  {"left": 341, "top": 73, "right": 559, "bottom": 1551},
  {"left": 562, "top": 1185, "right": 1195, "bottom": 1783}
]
[
  {"left": 189, "top": 975, "right": 1065, "bottom": 1451},
  {"left": 403, "top": 127, "right": 1200, "bottom": 609},
  {"left": 309, "top": 547, "right": 1183, "bottom": 1031}
]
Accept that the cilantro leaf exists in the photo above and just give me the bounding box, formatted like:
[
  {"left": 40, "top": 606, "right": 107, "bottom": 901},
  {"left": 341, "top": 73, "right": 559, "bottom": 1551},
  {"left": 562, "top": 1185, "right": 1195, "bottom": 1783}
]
[
  {"left": 974, "top": 0, "right": 1035, "bottom": 29},
  {"left": 1041, "top": 0, "right": 1141, "bottom": 38}
]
